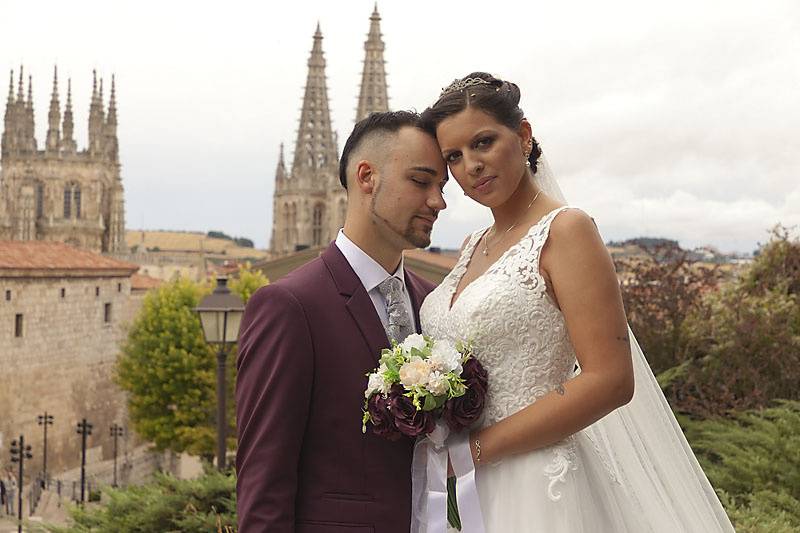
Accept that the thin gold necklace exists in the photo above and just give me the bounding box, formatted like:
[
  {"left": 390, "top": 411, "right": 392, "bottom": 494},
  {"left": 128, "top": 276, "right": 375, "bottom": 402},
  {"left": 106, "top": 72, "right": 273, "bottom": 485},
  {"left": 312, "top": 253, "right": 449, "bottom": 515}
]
[{"left": 482, "top": 190, "right": 542, "bottom": 256}]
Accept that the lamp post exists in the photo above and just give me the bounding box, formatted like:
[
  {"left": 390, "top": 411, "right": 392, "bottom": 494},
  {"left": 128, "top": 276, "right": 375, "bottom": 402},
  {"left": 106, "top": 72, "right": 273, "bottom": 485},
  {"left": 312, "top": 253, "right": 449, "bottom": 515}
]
[
  {"left": 10, "top": 435, "right": 32, "bottom": 533},
  {"left": 109, "top": 424, "right": 124, "bottom": 487},
  {"left": 195, "top": 277, "right": 244, "bottom": 470},
  {"left": 37, "top": 412, "right": 54, "bottom": 487},
  {"left": 76, "top": 419, "right": 92, "bottom": 503}
]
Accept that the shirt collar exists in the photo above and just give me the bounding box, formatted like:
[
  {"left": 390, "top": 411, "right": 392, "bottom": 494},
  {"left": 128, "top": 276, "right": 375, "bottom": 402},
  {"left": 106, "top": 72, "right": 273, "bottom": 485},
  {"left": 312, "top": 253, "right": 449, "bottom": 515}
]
[{"left": 335, "top": 229, "right": 406, "bottom": 293}]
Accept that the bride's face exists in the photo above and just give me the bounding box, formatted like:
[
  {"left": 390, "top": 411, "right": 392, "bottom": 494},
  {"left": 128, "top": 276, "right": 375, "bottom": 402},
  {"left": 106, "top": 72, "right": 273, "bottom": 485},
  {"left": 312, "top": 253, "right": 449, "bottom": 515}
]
[{"left": 436, "top": 106, "right": 530, "bottom": 208}]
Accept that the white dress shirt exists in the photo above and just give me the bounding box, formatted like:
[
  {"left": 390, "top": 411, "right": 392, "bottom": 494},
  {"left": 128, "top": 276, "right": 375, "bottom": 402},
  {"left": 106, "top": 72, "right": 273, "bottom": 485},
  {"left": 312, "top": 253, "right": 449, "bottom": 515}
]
[{"left": 334, "top": 229, "right": 415, "bottom": 331}]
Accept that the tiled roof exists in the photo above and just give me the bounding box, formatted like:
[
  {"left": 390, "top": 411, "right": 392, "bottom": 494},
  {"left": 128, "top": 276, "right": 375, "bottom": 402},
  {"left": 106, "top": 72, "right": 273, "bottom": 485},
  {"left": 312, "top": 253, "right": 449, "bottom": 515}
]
[
  {"left": 0, "top": 241, "right": 139, "bottom": 275},
  {"left": 131, "top": 272, "right": 163, "bottom": 290}
]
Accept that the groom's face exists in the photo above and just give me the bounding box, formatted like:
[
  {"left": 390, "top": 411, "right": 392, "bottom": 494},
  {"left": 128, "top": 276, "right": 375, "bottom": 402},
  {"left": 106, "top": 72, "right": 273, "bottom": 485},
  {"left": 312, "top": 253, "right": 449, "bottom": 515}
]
[{"left": 368, "top": 127, "right": 447, "bottom": 249}]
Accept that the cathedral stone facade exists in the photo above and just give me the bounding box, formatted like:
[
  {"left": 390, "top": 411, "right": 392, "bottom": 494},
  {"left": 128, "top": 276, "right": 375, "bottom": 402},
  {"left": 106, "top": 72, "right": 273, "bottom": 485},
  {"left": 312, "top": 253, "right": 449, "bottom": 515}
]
[
  {"left": 269, "top": 6, "right": 390, "bottom": 255},
  {"left": 0, "top": 67, "right": 126, "bottom": 253}
]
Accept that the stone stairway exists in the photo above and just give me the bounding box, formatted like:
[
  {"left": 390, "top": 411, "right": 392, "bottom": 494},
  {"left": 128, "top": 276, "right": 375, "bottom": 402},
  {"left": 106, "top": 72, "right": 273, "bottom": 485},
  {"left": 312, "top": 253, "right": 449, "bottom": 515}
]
[{"left": 0, "top": 486, "right": 72, "bottom": 532}]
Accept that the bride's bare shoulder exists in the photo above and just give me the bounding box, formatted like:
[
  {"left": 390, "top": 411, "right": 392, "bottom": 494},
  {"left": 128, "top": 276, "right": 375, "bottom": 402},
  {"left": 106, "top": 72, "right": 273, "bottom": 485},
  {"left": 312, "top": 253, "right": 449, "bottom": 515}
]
[
  {"left": 542, "top": 208, "right": 609, "bottom": 268},
  {"left": 549, "top": 208, "right": 598, "bottom": 239}
]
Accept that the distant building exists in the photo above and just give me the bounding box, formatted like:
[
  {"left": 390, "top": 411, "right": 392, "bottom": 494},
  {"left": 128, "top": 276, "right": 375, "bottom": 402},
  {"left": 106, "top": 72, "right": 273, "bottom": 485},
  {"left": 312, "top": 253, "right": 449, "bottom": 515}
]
[
  {"left": 0, "top": 67, "right": 126, "bottom": 253},
  {"left": 0, "top": 241, "right": 138, "bottom": 475},
  {"left": 270, "top": 6, "right": 390, "bottom": 255}
]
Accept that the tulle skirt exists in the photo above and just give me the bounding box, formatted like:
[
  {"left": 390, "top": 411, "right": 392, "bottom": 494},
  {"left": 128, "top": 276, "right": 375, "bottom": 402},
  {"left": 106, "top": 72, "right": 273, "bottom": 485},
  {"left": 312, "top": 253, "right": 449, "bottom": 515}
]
[{"left": 462, "top": 431, "right": 649, "bottom": 532}]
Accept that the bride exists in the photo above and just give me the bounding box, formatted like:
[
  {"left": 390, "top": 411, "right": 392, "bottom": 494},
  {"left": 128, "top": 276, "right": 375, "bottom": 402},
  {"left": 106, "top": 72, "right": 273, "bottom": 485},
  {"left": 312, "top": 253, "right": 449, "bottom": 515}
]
[{"left": 417, "top": 72, "right": 735, "bottom": 532}]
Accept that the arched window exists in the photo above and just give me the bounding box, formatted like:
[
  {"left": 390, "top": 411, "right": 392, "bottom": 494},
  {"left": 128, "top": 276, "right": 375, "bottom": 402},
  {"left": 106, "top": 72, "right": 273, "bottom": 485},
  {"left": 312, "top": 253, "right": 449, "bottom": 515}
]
[
  {"left": 290, "top": 203, "right": 298, "bottom": 244},
  {"left": 312, "top": 204, "right": 324, "bottom": 246},
  {"left": 63, "top": 186, "right": 71, "bottom": 218},
  {"left": 63, "top": 183, "right": 81, "bottom": 219},
  {"left": 35, "top": 182, "right": 44, "bottom": 218},
  {"left": 73, "top": 185, "right": 81, "bottom": 218},
  {"left": 283, "top": 202, "right": 291, "bottom": 248}
]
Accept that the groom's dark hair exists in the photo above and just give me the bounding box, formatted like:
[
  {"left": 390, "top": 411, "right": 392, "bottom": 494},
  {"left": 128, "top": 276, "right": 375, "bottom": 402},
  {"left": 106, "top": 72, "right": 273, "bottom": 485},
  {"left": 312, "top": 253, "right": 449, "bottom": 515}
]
[{"left": 338, "top": 110, "right": 428, "bottom": 190}]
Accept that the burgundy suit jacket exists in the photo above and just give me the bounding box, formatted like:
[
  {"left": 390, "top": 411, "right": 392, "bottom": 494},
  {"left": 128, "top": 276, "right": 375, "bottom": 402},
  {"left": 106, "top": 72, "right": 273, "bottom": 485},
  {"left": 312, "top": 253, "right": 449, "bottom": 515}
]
[{"left": 236, "top": 242, "right": 436, "bottom": 533}]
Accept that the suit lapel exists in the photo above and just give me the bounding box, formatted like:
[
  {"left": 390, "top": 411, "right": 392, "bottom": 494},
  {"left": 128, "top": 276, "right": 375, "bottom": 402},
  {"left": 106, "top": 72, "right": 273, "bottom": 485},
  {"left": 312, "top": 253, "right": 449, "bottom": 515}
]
[
  {"left": 345, "top": 290, "right": 390, "bottom": 365},
  {"left": 322, "top": 243, "right": 389, "bottom": 366}
]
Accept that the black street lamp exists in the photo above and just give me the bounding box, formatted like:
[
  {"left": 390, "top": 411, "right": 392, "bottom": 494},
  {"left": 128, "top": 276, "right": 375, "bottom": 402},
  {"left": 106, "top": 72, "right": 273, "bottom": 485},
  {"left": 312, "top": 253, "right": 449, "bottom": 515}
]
[
  {"left": 37, "top": 412, "right": 54, "bottom": 486},
  {"left": 109, "top": 424, "right": 124, "bottom": 487},
  {"left": 76, "top": 419, "right": 93, "bottom": 503},
  {"left": 195, "top": 277, "right": 244, "bottom": 470},
  {"left": 10, "top": 435, "right": 32, "bottom": 533}
]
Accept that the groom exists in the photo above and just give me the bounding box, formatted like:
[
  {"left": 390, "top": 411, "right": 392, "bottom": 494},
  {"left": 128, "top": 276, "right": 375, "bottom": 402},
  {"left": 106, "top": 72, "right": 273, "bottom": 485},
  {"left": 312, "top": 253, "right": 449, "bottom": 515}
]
[{"left": 236, "top": 110, "right": 448, "bottom": 532}]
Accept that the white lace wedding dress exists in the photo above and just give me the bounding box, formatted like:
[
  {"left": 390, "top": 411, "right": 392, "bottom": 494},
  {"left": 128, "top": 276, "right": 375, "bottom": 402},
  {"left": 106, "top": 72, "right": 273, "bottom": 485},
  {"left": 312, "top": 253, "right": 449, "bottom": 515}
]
[{"left": 419, "top": 206, "right": 735, "bottom": 532}]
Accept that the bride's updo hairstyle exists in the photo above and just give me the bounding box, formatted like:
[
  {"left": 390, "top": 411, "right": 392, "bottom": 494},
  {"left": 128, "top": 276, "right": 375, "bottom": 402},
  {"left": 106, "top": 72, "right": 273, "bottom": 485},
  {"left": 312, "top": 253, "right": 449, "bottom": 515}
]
[{"left": 421, "top": 72, "right": 542, "bottom": 174}]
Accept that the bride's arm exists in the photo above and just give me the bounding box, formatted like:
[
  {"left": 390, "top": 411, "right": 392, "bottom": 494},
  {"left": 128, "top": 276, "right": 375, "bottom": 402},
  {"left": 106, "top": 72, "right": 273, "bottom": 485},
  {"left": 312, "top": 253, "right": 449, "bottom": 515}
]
[{"left": 472, "top": 209, "right": 634, "bottom": 465}]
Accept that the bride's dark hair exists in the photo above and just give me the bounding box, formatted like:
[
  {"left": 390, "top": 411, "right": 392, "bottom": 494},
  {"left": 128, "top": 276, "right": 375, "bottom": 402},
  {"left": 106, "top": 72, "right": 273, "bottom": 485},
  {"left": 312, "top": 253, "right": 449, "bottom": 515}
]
[{"left": 420, "top": 72, "right": 542, "bottom": 173}]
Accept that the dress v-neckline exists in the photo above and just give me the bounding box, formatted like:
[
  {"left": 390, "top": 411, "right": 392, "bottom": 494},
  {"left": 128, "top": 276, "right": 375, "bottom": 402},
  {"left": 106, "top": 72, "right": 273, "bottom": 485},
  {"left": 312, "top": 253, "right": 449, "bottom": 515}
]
[{"left": 447, "top": 207, "right": 565, "bottom": 312}]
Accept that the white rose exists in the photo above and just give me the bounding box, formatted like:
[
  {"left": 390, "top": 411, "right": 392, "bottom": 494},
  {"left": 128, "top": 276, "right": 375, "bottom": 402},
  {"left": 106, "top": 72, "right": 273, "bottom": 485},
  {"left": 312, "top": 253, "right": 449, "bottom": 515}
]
[
  {"left": 427, "top": 371, "right": 449, "bottom": 396},
  {"left": 365, "top": 372, "right": 391, "bottom": 398},
  {"left": 399, "top": 356, "right": 432, "bottom": 389},
  {"left": 400, "top": 333, "right": 427, "bottom": 353},
  {"left": 429, "top": 341, "right": 462, "bottom": 374}
]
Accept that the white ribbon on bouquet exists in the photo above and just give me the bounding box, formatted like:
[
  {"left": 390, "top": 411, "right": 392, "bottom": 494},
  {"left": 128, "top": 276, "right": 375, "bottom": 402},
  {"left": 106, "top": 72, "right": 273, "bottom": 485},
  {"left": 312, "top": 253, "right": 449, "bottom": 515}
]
[{"left": 410, "top": 421, "right": 486, "bottom": 533}]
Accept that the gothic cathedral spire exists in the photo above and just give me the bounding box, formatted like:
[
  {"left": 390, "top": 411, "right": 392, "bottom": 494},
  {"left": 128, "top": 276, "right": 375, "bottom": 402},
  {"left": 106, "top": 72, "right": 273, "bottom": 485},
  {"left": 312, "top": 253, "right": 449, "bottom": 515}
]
[
  {"left": 61, "top": 78, "right": 76, "bottom": 154},
  {"left": 2, "top": 70, "right": 15, "bottom": 157},
  {"left": 355, "top": 4, "right": 389, "bottom": 122},
  {"left": 46, "top": 66, "right": 61, "bottom": 154},
  {"left": 105, "top": 74, "right": 119, "bottom": 163},
  {"left": 291, "top": 23, "right": 339, "bottom": 177},
  {"left": 88, "top": 70, "right": 104, "bottom": 155},
  {"left": 24, "top": 74, "right": 36, "bottom": 153},
  {"left": 276, "top": 142, "right": 286, "bottom": 182}
]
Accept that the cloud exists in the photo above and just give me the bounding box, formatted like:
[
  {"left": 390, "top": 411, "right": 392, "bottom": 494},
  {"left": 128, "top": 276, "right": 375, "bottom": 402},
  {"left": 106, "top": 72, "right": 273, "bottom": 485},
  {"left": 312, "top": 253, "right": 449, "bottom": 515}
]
[{"left": 2, "top": 0, "right": 798, "bottom": 252}]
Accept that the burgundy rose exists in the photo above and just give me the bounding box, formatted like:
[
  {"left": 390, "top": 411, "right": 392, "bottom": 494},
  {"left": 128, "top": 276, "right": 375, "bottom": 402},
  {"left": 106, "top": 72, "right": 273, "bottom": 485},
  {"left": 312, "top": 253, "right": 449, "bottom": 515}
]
[
  {"left": 461, "top": 357, "right": 488, "bottom": 394},
  {"left": 367, "top": 393, "right": 402, "bottom": 441},
  {"left": 443, "top": 382, "right": 486, "bottom": 432},
  {"left": 388, "top": 386, "right": 435, "bottom": 437}
]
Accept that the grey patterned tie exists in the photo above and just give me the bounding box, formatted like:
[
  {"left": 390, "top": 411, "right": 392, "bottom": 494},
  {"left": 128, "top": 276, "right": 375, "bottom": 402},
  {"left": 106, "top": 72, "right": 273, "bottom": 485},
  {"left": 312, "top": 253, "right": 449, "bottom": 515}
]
[{"left": 377, "top": 276, "right": 415, "bottom": 343}]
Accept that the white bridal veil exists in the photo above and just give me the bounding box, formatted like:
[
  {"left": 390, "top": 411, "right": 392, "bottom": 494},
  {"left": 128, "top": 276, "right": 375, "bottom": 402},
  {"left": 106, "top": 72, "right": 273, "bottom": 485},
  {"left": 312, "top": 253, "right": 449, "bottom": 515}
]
[{"left": 533, "top": 156, "right": 735, "bottom": 531}]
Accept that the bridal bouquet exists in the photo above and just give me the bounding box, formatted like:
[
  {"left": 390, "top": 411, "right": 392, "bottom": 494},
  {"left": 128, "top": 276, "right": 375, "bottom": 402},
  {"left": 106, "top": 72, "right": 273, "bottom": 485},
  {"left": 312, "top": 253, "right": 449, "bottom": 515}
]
[{"left": 361, "top": 333, "right": 488, "bottom": 440}]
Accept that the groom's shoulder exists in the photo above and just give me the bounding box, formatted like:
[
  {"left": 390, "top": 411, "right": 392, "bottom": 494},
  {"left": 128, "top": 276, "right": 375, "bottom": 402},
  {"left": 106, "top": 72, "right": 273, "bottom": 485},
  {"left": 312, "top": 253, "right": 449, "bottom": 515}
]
[{"left": 250, "top": 255, "right": 329, "bottom": 307}]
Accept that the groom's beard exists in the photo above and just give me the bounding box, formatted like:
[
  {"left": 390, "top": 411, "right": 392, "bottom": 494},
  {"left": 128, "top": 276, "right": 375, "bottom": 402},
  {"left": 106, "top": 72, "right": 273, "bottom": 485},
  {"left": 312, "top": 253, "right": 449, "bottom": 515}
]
[{"left": 370, "top": 182, "right": 432, "bottom": 249}]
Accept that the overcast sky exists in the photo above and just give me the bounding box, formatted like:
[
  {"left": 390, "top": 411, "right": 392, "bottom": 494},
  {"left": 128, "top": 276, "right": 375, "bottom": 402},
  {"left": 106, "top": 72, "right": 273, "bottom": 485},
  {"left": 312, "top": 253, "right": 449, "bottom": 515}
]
[{"left": 2, "top": 0, "right": 798, "bottom": 253}]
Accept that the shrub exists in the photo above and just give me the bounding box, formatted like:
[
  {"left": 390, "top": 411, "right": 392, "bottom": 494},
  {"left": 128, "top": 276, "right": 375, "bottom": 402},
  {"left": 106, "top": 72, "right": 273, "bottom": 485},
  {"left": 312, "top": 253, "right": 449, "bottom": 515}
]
[
  {"left": 616, "top": 243, "right": 722, "bottom": 374},
  {"left": 664, "top": 227, "right": 800, "bottom": 416},
  {"left": 680, "top": 401, "right": 800, "bottom": 532},
  {"left": 40, "top": 470, "right": 236, "bottom": 533}
]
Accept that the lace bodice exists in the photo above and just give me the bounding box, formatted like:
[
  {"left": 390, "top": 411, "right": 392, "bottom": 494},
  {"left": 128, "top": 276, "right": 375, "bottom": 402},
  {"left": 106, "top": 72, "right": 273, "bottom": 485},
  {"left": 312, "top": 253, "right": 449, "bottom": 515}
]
[{"left": 421, "top": 206, "right": 578, "bottom": 427}]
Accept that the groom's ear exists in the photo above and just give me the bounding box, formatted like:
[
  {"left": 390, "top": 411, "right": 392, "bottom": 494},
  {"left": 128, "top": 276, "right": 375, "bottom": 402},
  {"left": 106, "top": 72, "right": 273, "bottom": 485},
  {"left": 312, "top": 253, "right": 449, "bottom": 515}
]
[{"left": 355, "top": 160, "right": 376, "bottom": 194}]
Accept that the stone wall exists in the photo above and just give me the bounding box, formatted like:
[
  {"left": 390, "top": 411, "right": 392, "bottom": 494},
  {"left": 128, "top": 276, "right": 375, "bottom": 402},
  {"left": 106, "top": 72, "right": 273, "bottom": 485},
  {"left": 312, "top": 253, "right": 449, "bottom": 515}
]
[{"left": 0, "top": 273, "right": 141, "bottom": 481}]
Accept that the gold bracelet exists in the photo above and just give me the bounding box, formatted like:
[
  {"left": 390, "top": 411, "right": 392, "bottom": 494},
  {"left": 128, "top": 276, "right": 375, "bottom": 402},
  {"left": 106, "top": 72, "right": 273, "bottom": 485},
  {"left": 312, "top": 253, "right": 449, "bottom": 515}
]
[{"left": 474, "top": 437, "right": 482, "bottom": 463}]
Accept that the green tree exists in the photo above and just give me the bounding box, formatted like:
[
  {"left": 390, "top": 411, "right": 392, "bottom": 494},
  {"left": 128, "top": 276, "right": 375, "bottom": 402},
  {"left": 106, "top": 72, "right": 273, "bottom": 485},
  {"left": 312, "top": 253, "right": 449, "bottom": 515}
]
[
  {"left": 228, "top": 263, "right": 269, "bottom": 303},
  {"left": 116, "top": 267, "right": 268, "bottom": 457},
  {"left": 116, "top": 278, "right": 217, "bottom": 456}
]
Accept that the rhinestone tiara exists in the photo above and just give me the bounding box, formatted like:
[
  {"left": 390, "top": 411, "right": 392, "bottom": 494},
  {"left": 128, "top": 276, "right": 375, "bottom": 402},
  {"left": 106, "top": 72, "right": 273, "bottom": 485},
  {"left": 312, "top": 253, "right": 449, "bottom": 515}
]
[{"left": 439, "top": 77, "right": 493, "bottom": 97}]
